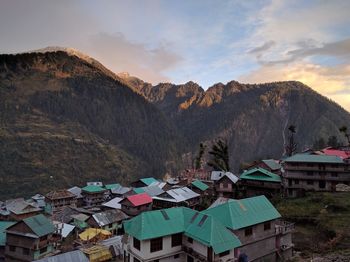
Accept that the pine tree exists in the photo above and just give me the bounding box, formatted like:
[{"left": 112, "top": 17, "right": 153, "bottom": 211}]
[{"left": 207, "top": 139, "right": 230, "bottom": 171}]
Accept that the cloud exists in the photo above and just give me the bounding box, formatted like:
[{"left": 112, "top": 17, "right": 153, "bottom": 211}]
[
  {"left": 248, "top": 41, "right": 276, "bottom": 54},
  {"left": 88, "top": 32, "right": 183, "bottom": 84}
]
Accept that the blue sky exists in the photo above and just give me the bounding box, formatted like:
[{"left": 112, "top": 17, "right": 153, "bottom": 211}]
[{"left": 0, "top": 0, "right": 349, "bottom": 110}]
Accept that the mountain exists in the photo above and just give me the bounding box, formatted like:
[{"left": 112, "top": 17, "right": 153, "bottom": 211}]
[
  {"left": 119, "top": 74, "right": 350, "bottom": 169},
  {"left": 0, "top": 50, "right": 182, "bottom": 199},
  {"left": 1, "top": 48, "right": 350, "bottom": 199}
]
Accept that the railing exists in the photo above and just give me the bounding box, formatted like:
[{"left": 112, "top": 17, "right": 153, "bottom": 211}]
[{"left": 275, "top": 221, "right": 295, "bottom": 235}]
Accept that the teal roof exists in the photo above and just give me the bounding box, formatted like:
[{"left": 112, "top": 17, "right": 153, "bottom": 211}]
[
  {"left": 284, "top": 154, "right": 344, "bottom": 164},
  {"left": 140, "top": 177, "right": 158, "bottom": 186},
  {"left": 240, "top": 168, "right": 281, "bottom": 183},
  {"left": 81, "top": 185, "right": 105, "bottom": 193},
  {"left": 262, "top": 159, "right": 281, "bottom": 170},
  {"left": 123, "top": 207, "right": 241, "bottom": 254},
  {"left": 133, "top": 187, "right": 145, "bottom": 194},
  {"left": 0, "top": 221, "right": 16, "bottom": 246},
  {"left": 204, "top": 195, "right": 281, "bottom": 230},
  {"left": 23, "top": 214, "right": 55, "bottom": 237},
  {"left": 104, "top": 183, "right": 120, "bottom": 190},
  {"left": 191, "top": 180, "right": 209, "bottom": 191}
]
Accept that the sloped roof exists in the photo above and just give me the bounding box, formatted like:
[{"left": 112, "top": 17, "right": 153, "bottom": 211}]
[
  {"left": 111, "top": 185, "right": 131, "bottom": 195},
  {"left": 0, "top": 221, "right": 16, "bottom": 246},
  {"left": 79, "top": 228, "right": 111, "bottom": 241},
  {"left": 46, "top": 190, "right": 76, "bottom": 200},
  {"left": 102, "top": 197, "right": 123, "bottom": 209},
  {"left": 33, "top": 250, "right": 89, "bottom": 262},
  {"left": 211, "top": 171, "right": 239, "bottom": 183},
  {"left": 262, "top": 159, "right": 282, "bottom": 170},
  {"left": 322, "top": 148, "right": 350, "bottom": 159},
  {"left": 123, "top": 207, "right": 241, "bottom": 254},
  {"left": 133, "top": 187, "right": 145, "bottom": 194},
  {"left": 92, "top": 210, "right": 129, "bottom": 226},
  {"left": 140, "top": 177, "right": 158, "bottom": 186},
  {"left": 53, "top": 221, "right": 75, "bottom": 238},
  {"left": 191, "top": 180, "right": 209, "bottom": 191},
  {"left": 71, "top": 213, "right": 90, "bottom": 222},
  {"left": 141, "top": 185, "right": 164, "bottom": 197},
  {"left": 240, "top": 168, "right": 281, "bottom": 183},
  {"left": 208, "top": 197, "right": 234, "bottom": 209},
  {"left": 22, "top": 214, "right": 55, "bottom": 237},
  {"left": 153, "top": 187, "right": 199, "bottom": 203},
  {"left": 6, "top": 198, "right": 42, "bottom": 215},
  {"left": 104, "top": 184, "right": 120, "bottom": 190},
  {"left": 284, "top": 154, "right": 344, "bottom": 164},
  {"left": 126, "top": 193, "right": 152, "bottom": 206},
  {"left": 81, "top": 185, "right": 106, "bottom": 193},
  {"left": 67, "top": 186, "right": 83, "bottom": 198},
  {"left": 204, "top": 195, "right": 281, "bottom": 230}
]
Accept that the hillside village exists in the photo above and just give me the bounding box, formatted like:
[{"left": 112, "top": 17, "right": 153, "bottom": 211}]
[{"left": 0, "top": 146, "right": 350, "bottom": 262}]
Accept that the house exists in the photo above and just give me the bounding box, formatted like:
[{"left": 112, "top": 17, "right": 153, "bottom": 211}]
[
  {"left": 71, "top": 214, "right": 90, "bottom": 230},
  {"left": 123, "top": 207, "right": 241, "bottom": 262},
  {"left": 282, "top": 154, "right": 350, "bottom": 197},
  {"left": 120, "top": 193, "right": 152, "bottom": 217},
  {"left": 204, "top": 195, "right": 294, "bottom": 261},
  {"left": 111, "top": 185, "right": 132, "bottom": 198},
  {"left": 211, "top": 171, "right": 239, "bottom": 198},
  {"left": 86, "top": 209, "right": 129, "bottom": 235},
  {"left": 45, "top": 189, "right": 77, "bottom": 214},
  {"left": 5, "top": 198, "right": 43, "bottom": 221},
  {"left": 81, "top": 185, "right": 107, "bottom": 207},
  {"left": 87, "top": 181, "right": 103, "bottom": 187},
  {"left": 130, "top": 177, "right": 159, "bottom": 188},
  {"left": 247, "top": 159, "right": 282, "bottom": 175},
  {"left": 29, "top": 194, "right": 46, "bottom": 209},
  {"left": 239, "top": 167, "right": 282, "bottom": 198},
  {"left": 189, "top": 180, "right": 210, "bottom": 195},
  {"left": 5, "top": 214, "right": 55, "bottom": 261},
  {"left": 102, "top": 197, "right": 123, "bottom": 210},
  {"left": 152, "top": 187, "right": 200, "bottom": 209},
  {"left": 67, "top": 186, "right": 84, "bottom": 207},
  {"left": 0, "top": 221, "right": 15, "bottom": 261}
]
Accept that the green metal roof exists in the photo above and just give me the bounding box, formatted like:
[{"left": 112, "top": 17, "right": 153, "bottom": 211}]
[
  {"left": 140, "top": 177, "right": 158, "bottom": 186},
  {"left": 262, "top": 159, "right": 281, "bottom": 170},
  {"left": 104, "top": 183, "right": 120, "bottom": 190},
  {"left": 240, "top": 168, "right": 281, "bottom": 183},
  {"left": 284, "top": 154, "right": 344, "bottom": 164},
  {"left": 0, "top": 221, "right": 16, "bottom": 246},
  {"left": 23, "top": 214, "right": 55, "bottom": 237},
  {"left": 81, "top": 185, "right": 105, "bottom": 193},
  {"left": 133, "top": 187, "right": 145, "bottom": 194},
  {"left": 191, "top": 180, "right": 209, "bottom": 191},
  {"left": 204, "top": 195, "right": 281, "bottom": 230},
  {"left": 123, "top": 207, "right": 241, "bottom": 254}
]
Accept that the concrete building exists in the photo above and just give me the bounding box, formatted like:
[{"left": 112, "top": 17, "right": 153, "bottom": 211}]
[
  {"left": 45, "top": 189, "right": 77, "bottom": 214},
  {"left": 123, "top": 207, "right": 241, "bottom": 262},
  {"left": 204, "top": 195, "right": 294, "bottom": 261},
  {"left": 239, "top": 167, "right": 282, "bottom": 198},
  {"left": 5, "top": 214, "right": 55, "bottom": 261},
  {"left": 81, "top": 185, "right": 107, "bottom": 207},
  {"left": 211, "top": 171, "right": 239, "bottom": 198},
  {"left": 120, "top": 193, "right": 152, "bottom": 217},
  {"left": 282, "top": 154, "right": 350, "bottom": 197}
]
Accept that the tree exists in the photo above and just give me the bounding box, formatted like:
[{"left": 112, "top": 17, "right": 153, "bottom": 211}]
[
  {"left": 313, "top": 137, "right": 326, "bottom": 150},
  {"left": 194, "top": 142, "right": 206, "bottom": 169},
  {"left": 339, "top": 126, "right": 350, "bottom": 146},
  {"left": 327, "top": 136, "right": 339, "bottom": 148},
  {"left": 207, "top": 139, "right": 230, "bottom": 171},
  {"left": 285, "top": 125, "right": 297, "bottom": 156}
]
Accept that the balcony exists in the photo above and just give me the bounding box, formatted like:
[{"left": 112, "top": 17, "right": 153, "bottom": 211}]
[
  {"left": 183, "top": 246, "right": 207, "bottom": 262},
  {"left": 275, "top": 221, "right": 295, "bottom": 235}
]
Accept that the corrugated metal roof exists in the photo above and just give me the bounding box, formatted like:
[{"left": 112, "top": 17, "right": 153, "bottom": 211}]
[
  {"left": 100, "top": 235, "right": 123, "bottom": 256},
  {"left": 67, "top": 186, "right": 83, "bottom": 198},
  {"left": 133, "top": 187, "right": 145, "bottom": 194},
  {"left": 141, "top": 185, "right": 164, "bottom": 197},
  {"left": 208, "top": 197, "right": 234, "bottom": 209},
  {"left": 92, "top": 209, "right": 129, "bottom": 226},
  {"left": 33, "top": 250, "right": 89, "bottom": 262},
  {"left": 154, "top": 187, "right": 199, "bottom": 203},
  {"left": 262, "top": 159, "right": 281, "bottom": 170},
  {"left": 211, "top": 171, "right": 239, "bottom": 183},
  {"left": 6, "top": 198, "right": 42, "bottom": 215},
  {"left": 46, "top": 190, "right": 76, "bottom": 200},
  {"left": 111, "top": 185, "right": 131, "bottom": 195},
  {"left": 126, "top": 193, "right": 152, "bottom": 206},
  {"left": 102, "top": 197, "right": 123, "bottom": 209},
  {"left": 104, "top": 183, "right": 120, "bottom": 190},
  {"left": 191, "top": 180, "right": 209, "bottom": 191},
  {"left": 23, "top": 214, "right": 55, "bottom": 237},
  {"left": 284, "top": 154, "right": 344, "bottom": 163},
  {"left": 81, "top": 185, "right": 106, "bottom": 193},
  {"left": 0, "top": 221, "right": 16, "bottom": 246},
  {"left": 240, "top": 168, "right": 281, "bottom": 183},
  {"left": 53, "top": 221, "right": 75, "bottom": 238},
  {"left": 71, "top": 213, "right": 90, "bottom": 222},
  {"left": 140, "top": 177, "right": 158, "bottom": 186},
  {"left": 123, "top": 207, "right": 241, "bottom": 254},
  {"left": 204, "top": 195, "right": 281, "bottom": 230}
]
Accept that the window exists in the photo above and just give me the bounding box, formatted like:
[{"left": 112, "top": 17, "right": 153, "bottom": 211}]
[
  {"left": 133, "top": 237, "right": 140, "bottom": 251},
  {"left": 172, "top": 233, "right": 182, "bottom": 247},
  {"left": 294, "top": 179, "right": 299, "bottom": 185},
  {"left": 9, "top": 245, "right": 16, "bottom": 252},
  {"left": 150, "top": 237, "right": 163, "bottom": 252},
  {"left": 40, "top": 246, "right": 47, "bottom": 254},
  {"left": 245, "top": 227, "right": 253, "bottom": 236},
  {"left": 264, "top": 221, "right": 271, "bottom": 231},
  {"left": 23, "top": 248, "right": 30, "bottom": 255},
  {"left": 187, "top": 255, "right": 194, "bottom": 262},
  {"left": 187, "top": 237, "right": 193, "bottom": 243},
  {"left": 307, "top": 180, "right": 314, "bottom": 185},
  {"left": 219, "top": 250, "right": 230, "bottom": 257},
  {"left": 174, "top": 254, "right": 180, "bottom": 259},
  {"left": 319, "top": 180, "right": 326, "bottom": 189}
]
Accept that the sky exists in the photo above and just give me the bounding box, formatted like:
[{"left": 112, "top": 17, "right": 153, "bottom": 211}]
[{"left": 0, "top": 0, "right": 350, "bottom": 110}]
